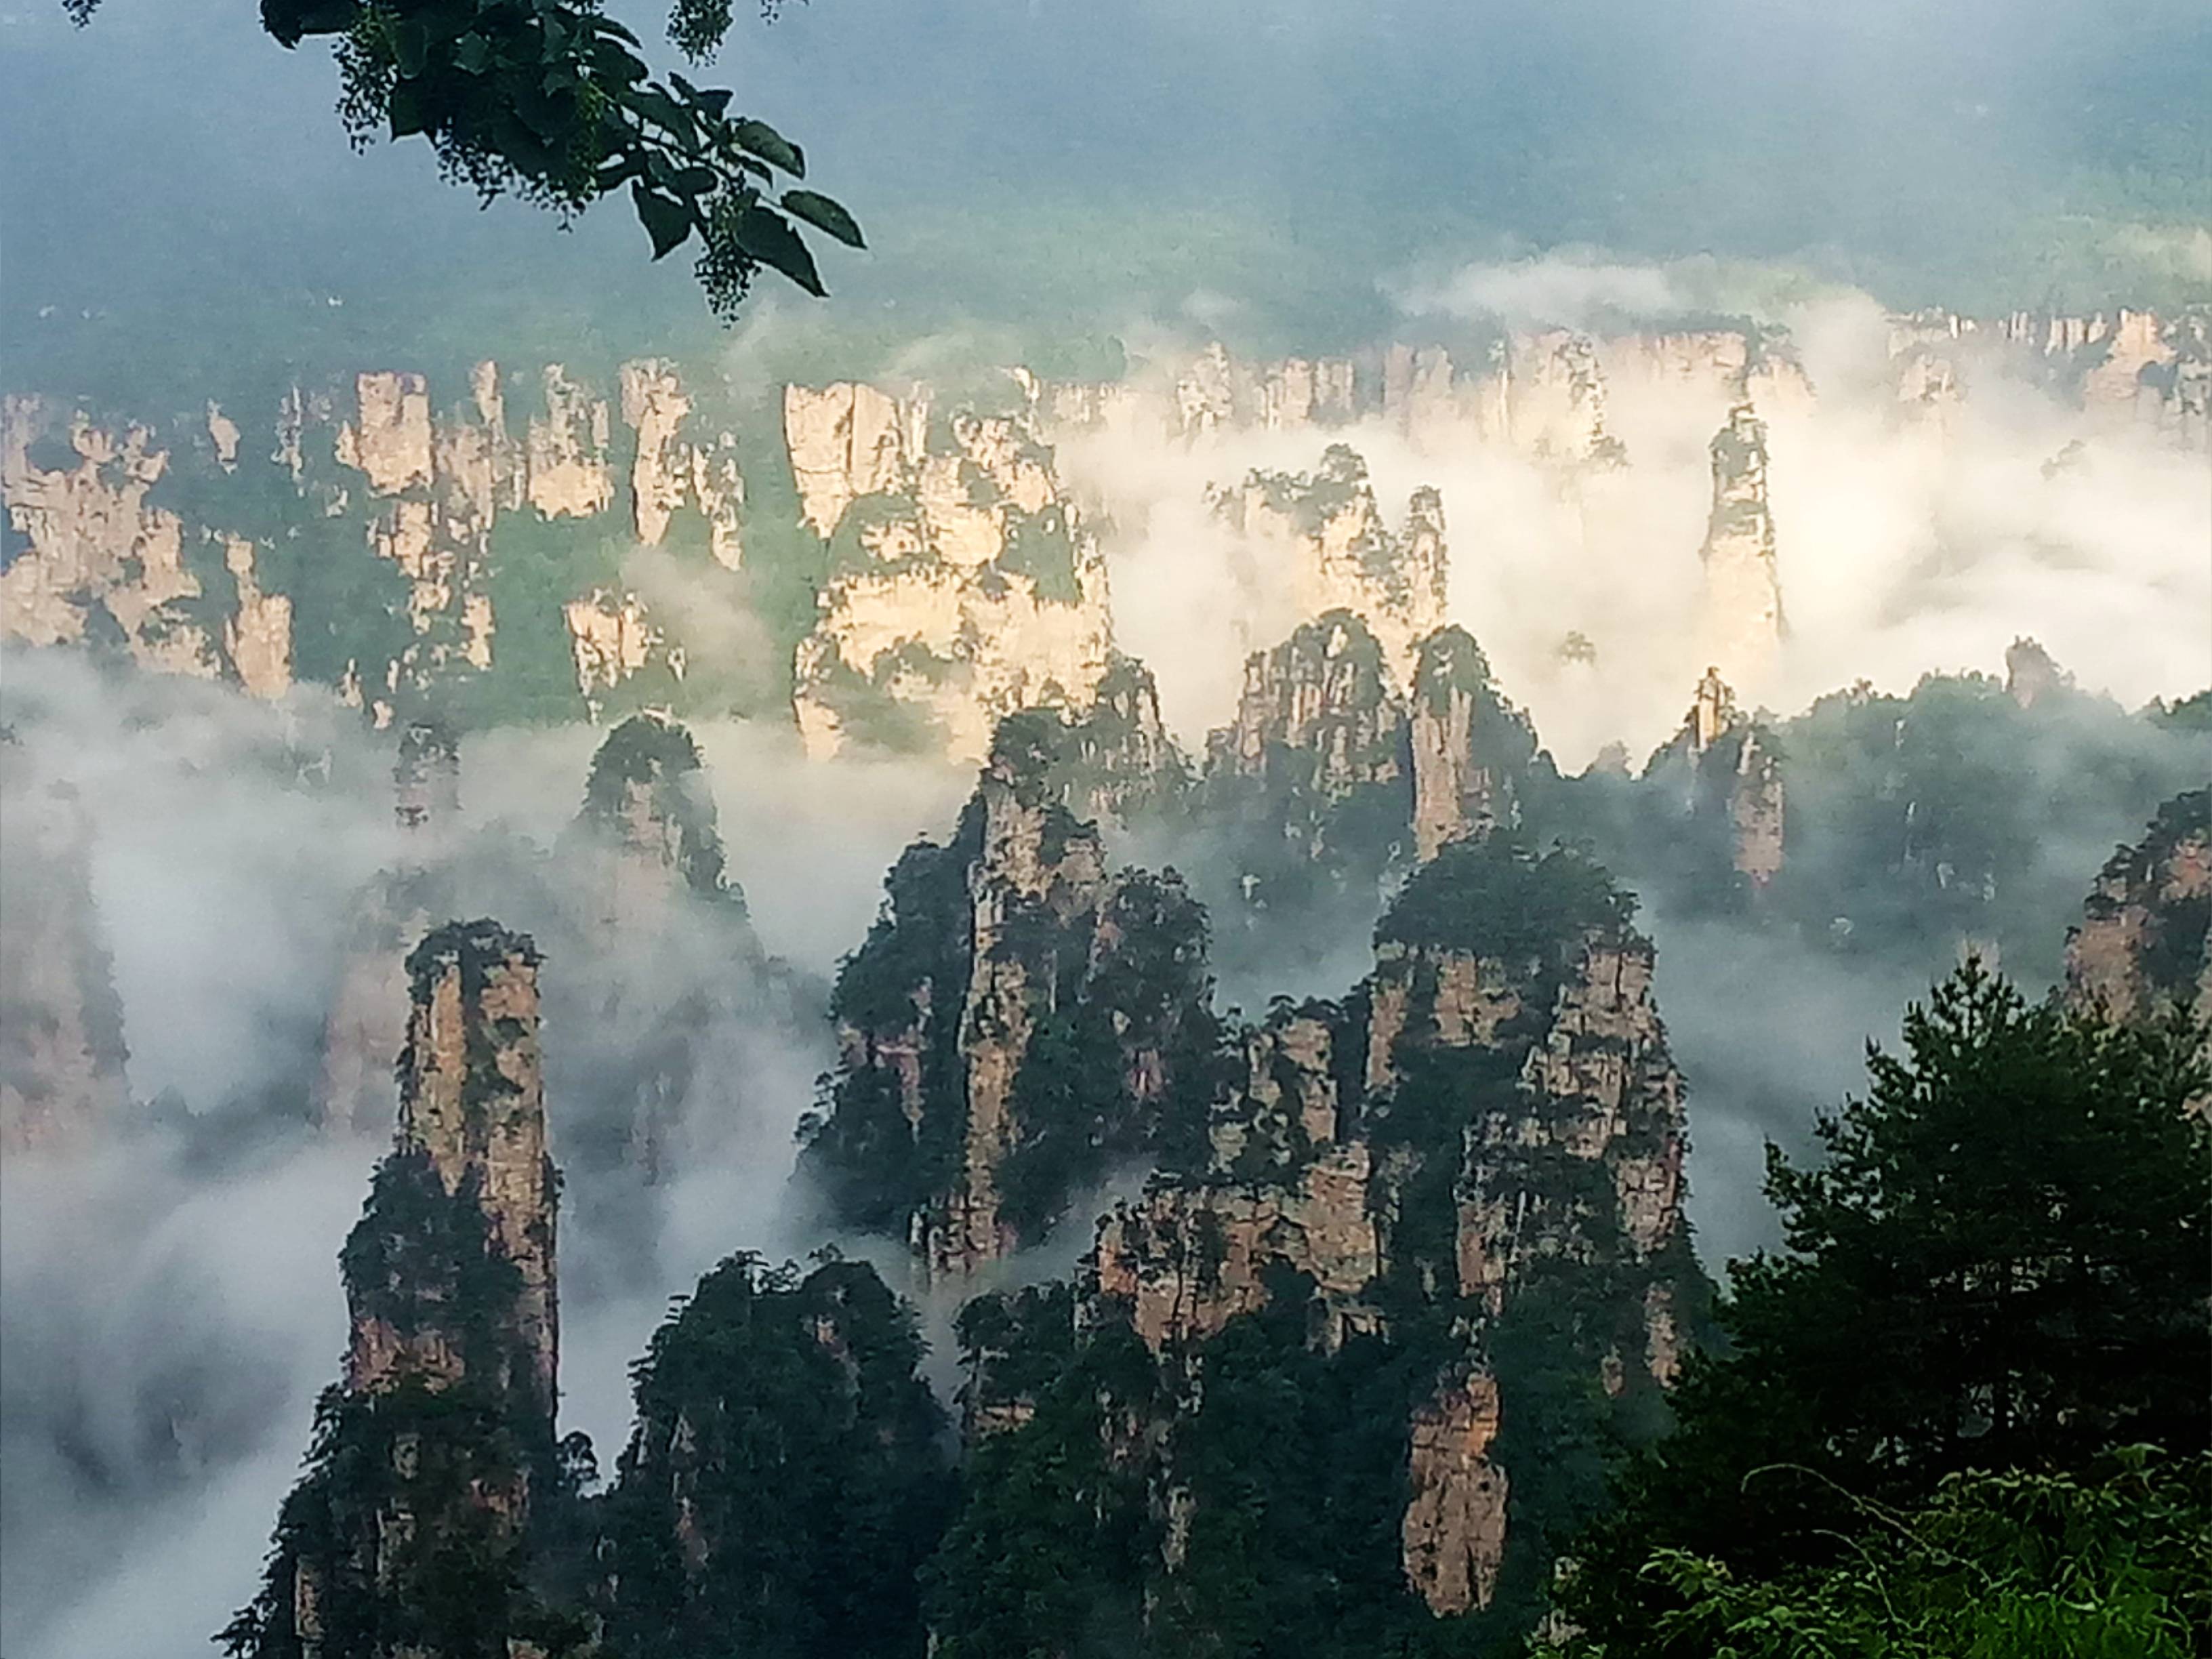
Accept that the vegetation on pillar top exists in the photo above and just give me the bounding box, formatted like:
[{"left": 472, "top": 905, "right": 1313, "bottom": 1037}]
[
  {"left": 405, "top": 916, "right": 543, "bottom": 1002},
  {"left": 1375, "top": 833, "right": 1633, "bottom": 958},
  {"left": 579, "top": 711, "right": 735, "bottom": 898}
]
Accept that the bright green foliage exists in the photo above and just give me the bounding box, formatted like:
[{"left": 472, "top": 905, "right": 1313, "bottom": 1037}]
[
  {"left": 68, "top": 0, "right": 861, "bottom": 321},
  {"left": 598, "top": 1252, "right": 951, "bottom": 1659},
  {"left": 1567, "top": 1452, "right": 2210, "bottom": 1659},
  {"left": 1563, "top": 964, "right": 2211, "bottom": 1652}
]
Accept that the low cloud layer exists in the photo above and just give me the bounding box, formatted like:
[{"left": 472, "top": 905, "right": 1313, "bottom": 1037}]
[{"left": 1071, "top": 281, "right": 2209, "bottom": 769}]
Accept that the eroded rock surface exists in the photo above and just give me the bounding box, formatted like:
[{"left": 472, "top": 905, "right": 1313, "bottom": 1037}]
[
  {"left": 2063, "top": 790, "right": 2211, "bottom": 1040},
  {"left": 787, "top": 384, "right": 1115, "bottom": 762}
]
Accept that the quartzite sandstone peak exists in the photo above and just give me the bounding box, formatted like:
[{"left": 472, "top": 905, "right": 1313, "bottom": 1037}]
[
  {"left": 1212, "top": 443, "right": 1448, "bottom": 685},
  {"left": 228, "top": 918, "right": 581, "bottom": 1659},
  {"left": 803, "top": 721, "right": 1214, "bottom": 1278},
  {"left": 1076, "top": 834, "right": 1694, "bottom": 1624},
  {"left": 3, "top": 359, "right": 743, "bottom": 725},
  {"left": 1698, "top": 404, "right": 1784, "bottom": 690},
  {"left": 785, "top": 382, "right": 1115, "bottom": 763},
  {"left": 2062, "top": 790, "right": 2211, "bottom": 1044},
  {"left": 1643, "top": 666, "right": 1786, "bottom": 893}
]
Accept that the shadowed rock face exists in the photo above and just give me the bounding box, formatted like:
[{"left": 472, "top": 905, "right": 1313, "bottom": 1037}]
[
  {"left": 2064, "top": 792, "right": 2212, "bottom": 1060},
  {"left": 1408, "top": 626, "right": 1540, "bottom": 861},
  {"left": 357, "top": 920, "right": 558, "bottom": 1418},
  {"left": 803, "top": 723, "right": 1216, "bottom": 1280},
  {"left": 1642, "top": 666, "right": 1786, "bottom": 895},
  {"left": 573, "top": 710, "right": 747, "bottom": 928}
]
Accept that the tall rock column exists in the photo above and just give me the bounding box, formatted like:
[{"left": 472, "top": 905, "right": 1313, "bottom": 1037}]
[
  {"left": 802, "top": 719, "right": 1216, "bottom": 1280},
  {"left": 1407, "top": 626, "right": 1540, "bottom": 861},
  {"left": 1646, "top": 667, "right": 1785, "bottom": 894},
  {"left": 1216, "top": 444, "right": 1448, "bottom": 684},
  {"left": 1698, "top": 404, "right": 1784, "bottom": 690},
  {"left": 225, "top": 919, "right": 581, "bottom": 1659},
  {"left": 365, "top": 920, "right": 559, "bottom": 1418}
]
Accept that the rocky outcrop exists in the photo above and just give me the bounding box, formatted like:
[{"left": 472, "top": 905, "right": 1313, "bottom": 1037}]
[
  {"left": 358, "top": 920, "right": 558, "bottom": 1414},
  {"left": 802, "top": 725, "right": 1215, "bottom": 1278},
  {"left": 1092, "top": 1141, "right": 1378, "bottom": 1353},
  {"left": 1201, "top": 610, "right": 1410, "bottom": 876},
  {"left": 1643, "top": 668, "right": 1786, "bottom": 893},
  {"left": 787, "top": 384, "right": 1115, "bottom": 762},
  {"left": 2004, "top": 636, "right": 2072, "bottom": 710},
  {"left": 572, "top": 712, "right": 744, "bottom": 928},
  {"left": 1074, "top": 836, "right": 1692, "bottom": 1621},
  {"left": 1698, "top": 405, "right": 1784, "bottom": 690},
  {"left": 0, "top": 736, "right": 129, "bottom": 1153},
  {"left": 1194, "top": 615, "right": 1553, "bottom": 937},
  {"left": 1212, "top": 445, "right": 1447, "bottom": 683},
  {"left": 228, "top": 920, "right": 582, "bottom": 1659},
  {"left": 1887, "top": 306, "right": 2210, "bottom": 435},
  {"left": 2062, "top": 791, "right": 2211, "bottom": 1042},
  {"left": 1, "top": 396, "right": 226, "bottom": 681},
  {"left": 1408, "top": 627, "right": 1540, "bottom": 859},
  {"left": 1402, "top": 1373, "right": 1509, "bottom": 1616},
  {"left": 3, "top": 359, "right": 742, "bottom": 722},
  {"left": 1483, "top": 332, "right": 1623, "bottom": 466},
  {"left": 1047, "top": 654, "right": 1190, "bottom": 825},
  {"left": 621, "top": 359, "right": 744, "bottom": 565},
  {"left": 558, "top": 713, "right": 768, "bottom": 1181}
]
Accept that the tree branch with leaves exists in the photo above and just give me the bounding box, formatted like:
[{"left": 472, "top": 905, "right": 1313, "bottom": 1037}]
[{"left": 65, "top": 0, "right": 863, "bottom": 318}]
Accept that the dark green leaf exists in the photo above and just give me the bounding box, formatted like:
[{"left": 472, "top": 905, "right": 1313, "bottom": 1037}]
[
  {"left": 733, "top": 202, "right": 825, "bottom": 295},
  {"left": 672, "top": 165, "right": 720, "bottom": 199},
  {"left": 628, "top": 87, "right": 695, "bottom": 142},
  {"left": 695, "top": 87, "right": 733, "bottom": 115},
  {"left": 732, "top": 117, "right": 804, "bottom": 178},
  {"left": 453, "top": 31, "right": 490, "bottom": 74},
  {"left": 595, "top": 158, "right": 636, "bottom": 191},
  {"left": 392, "top": 18, "right": 428, "bottom": 77},
  {"left": 632, "top": 182, "right": 696, "bottom": 260},
  {"left": 388, "top": 81, "right": 428, "bottom": 139},
  {"left": 592, "top": 14, "right": 643, "bottom": 45},
  {"left": 780, "top": 189, "right": 864, "bottom": 249}
]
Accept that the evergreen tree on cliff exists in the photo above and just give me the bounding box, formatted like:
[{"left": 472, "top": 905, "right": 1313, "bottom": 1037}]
[{"left": 1563, "top": 962, "right": 2211, "bottom": 1654}]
